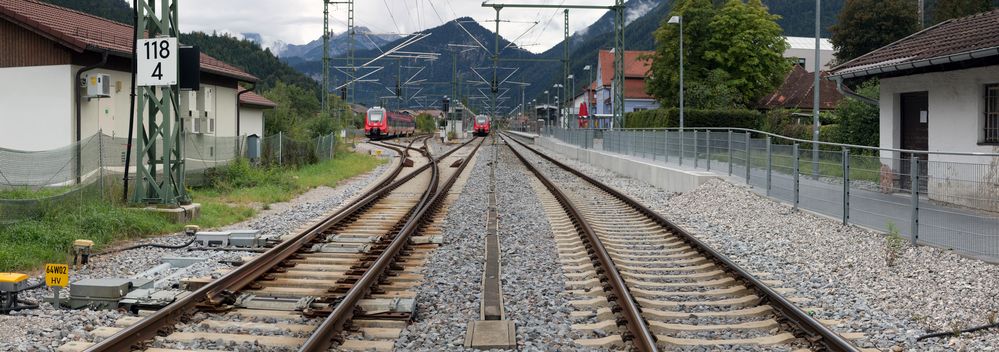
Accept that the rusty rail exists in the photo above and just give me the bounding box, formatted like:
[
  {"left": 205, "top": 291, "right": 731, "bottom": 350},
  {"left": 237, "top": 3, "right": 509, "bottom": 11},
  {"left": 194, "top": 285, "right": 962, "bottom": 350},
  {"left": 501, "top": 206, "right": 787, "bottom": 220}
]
[
  {"left": 84, "top": 135, "right": 472, "bottom": 351},
  {"left": 501, "top": 132, "right": 862, "bottom": 352},
  {"left": 300, "top": 136, "right": 485, "bottom": 351},
  {"left": 500, "top": 133, "right": 659, "bottom": 352}
]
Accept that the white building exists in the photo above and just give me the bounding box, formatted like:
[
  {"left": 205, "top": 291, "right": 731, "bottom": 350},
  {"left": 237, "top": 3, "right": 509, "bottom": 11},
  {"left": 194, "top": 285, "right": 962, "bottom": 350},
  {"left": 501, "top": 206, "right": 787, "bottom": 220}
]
[
  {"left": 784, "top": 36, "right": 834, "bottom": 73},
  {"left": 829, "top": 9, "right": 999, "bottom": 211},
  {"left": 0, "top": 0, "right": 261, "bottom": 152}
]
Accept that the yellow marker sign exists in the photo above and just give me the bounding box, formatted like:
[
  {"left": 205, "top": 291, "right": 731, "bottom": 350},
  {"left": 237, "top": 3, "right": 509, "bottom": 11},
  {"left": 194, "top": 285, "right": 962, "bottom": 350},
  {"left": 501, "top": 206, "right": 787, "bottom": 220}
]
[{"left": 45, "top": 264, "right": 69, "bottom": 287}]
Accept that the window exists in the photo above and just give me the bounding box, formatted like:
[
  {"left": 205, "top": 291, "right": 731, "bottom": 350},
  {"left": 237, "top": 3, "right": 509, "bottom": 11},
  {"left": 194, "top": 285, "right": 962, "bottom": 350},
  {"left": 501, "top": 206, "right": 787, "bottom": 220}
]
[{"left": 987, "top": 84, "right": 999, "bottom": 143}]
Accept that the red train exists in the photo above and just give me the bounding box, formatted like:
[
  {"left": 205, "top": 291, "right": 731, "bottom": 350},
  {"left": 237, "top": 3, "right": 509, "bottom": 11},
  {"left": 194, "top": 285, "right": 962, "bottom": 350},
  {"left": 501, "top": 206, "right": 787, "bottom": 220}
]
[
  {"left": 365, "top": 106, "right": 415, "bottom": 139},
  {"left": 473, "top": 114, "right": 490, "bottom": 136}
]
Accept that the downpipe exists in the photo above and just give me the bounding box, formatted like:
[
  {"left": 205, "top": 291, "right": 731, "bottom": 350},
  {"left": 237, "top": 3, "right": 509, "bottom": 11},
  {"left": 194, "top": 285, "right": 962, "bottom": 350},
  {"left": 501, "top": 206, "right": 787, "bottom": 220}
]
[{"left": 76, "top": 49, "right": 110, "bottom": 184}]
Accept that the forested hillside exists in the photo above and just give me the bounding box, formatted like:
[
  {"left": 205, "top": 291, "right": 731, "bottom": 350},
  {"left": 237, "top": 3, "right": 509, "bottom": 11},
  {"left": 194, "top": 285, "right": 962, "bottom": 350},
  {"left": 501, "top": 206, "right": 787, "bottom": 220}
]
[{"left": 179, "top": 32, "right": 319, "bottom": 95}]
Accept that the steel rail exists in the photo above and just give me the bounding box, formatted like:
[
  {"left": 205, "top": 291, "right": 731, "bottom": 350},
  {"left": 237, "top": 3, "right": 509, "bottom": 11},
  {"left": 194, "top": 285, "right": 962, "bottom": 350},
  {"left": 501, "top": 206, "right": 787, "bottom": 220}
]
[
  {"left": 300, "top": 137, "right": 486, "bottom": 351},
  {"left": 501, "top": 132, "right": 863, "bottom": 352},
  {"left": 84, "top": 136, "right": 464, "bottom": 351},
  {"left": 499, "top": 133, "right": 659, "bottom": 352}
]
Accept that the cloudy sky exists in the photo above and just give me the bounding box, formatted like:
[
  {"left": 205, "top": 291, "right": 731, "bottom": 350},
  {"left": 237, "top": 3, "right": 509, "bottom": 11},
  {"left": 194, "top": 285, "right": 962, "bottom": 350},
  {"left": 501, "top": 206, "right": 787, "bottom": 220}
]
[{"left": 175, "top": 0, "right": 612, "bottom": 53}]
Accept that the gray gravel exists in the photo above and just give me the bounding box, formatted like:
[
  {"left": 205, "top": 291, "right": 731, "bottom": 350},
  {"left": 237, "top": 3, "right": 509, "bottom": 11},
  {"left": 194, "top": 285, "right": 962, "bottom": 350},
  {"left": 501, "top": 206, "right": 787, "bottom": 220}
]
[
  {"left": 0, "top": 156, "right": 393, "bottom": 352},
  {"left": 395, "top": 142, "right": 488, "bottom": 351},
  {"left": 535, "top": 140, "right": 999, "bottom": 351},
  {"left": 494, "top": 144, "right": 582, "bottom": 350},
  {"left": 397, "top": 141, "right": 586, "bottom": 351}
]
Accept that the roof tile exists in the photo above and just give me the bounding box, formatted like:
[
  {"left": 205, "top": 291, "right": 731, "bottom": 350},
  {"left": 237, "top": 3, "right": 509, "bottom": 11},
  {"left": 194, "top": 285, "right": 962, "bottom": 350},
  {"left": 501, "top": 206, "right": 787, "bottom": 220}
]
[
  {"left": 0, "top": 0, "right": 257, "bottom": 82},
  {"left": 759, "top": 65, "right": 845, "bottom": 110},
  {"left": 831, "top": 9, "right": 999, "bottom": 77}
]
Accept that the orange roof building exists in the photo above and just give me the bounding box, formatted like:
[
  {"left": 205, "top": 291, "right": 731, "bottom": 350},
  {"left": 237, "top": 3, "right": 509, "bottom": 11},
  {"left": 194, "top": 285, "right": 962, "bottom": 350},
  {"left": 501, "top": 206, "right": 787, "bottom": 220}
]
[{"left": 573, "top": 49, "right": 659, "bottom": 117}]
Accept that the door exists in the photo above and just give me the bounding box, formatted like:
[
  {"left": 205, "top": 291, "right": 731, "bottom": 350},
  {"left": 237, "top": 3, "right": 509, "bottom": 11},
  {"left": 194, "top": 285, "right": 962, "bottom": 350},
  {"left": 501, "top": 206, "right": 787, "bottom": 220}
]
[{"left": 899, "top": 92, "right": 928, "bottom": 192}]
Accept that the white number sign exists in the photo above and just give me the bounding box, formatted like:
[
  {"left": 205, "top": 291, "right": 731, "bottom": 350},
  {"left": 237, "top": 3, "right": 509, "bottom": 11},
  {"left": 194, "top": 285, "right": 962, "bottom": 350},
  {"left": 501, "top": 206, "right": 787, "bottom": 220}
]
[{"left": 136, "top": 37, "right": 178, "bottom": 86}]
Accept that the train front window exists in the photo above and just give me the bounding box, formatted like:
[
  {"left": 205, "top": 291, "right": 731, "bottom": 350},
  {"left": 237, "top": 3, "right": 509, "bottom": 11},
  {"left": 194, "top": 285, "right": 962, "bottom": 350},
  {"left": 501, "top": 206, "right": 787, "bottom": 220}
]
[
  {"left": 476, "top": 116, "right": 487, "bottom": 123},
  {"left": 369, "top": 112, "right": 383, "bottom": 122}
]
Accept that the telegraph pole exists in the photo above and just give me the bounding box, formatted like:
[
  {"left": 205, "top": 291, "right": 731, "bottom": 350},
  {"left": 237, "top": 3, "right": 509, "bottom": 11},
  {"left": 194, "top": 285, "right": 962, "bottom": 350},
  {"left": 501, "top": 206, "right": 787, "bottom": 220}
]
[
  {"left": 484, "top": 2, "right": 624, "bottom": 128},
  {"left": 813, "top": 0, "right": 821, "bottom": 178},
  {"left": 613, "top": 0, "right": 624, "bottom": 129},
  {"left": 133, "top": 0, "right": 187, "bottom": 205},
  {"left": 563, "top": 9, "right": 570, "bottom": 128},
  {"left": 323, "top": 0, "right": 353, "bottom": 129}
]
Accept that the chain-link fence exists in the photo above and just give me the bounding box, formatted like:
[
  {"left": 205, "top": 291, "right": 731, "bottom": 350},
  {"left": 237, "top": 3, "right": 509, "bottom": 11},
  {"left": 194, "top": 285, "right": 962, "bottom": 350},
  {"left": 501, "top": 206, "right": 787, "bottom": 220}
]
[
  {"left": 1, "top": 130, "right": 339, "bottom": 223},
  {"left": 550, "top": 127, "right": 999, "bottom": 259}
]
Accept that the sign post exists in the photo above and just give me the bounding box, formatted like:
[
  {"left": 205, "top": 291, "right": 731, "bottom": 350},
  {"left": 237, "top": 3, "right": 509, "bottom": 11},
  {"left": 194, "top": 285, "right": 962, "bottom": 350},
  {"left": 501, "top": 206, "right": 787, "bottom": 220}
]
[
  {"left": 132, "top": 0, "right": 188, "bottom": 206},
  {"left": 45, "top": 264, "right": 69, "bottom": 309}
]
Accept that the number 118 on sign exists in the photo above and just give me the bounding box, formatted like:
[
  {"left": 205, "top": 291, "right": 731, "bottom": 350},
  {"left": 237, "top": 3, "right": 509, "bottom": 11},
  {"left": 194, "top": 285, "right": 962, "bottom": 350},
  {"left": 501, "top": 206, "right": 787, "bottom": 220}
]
[{"left": 136, "top": 37, "right": 178, "bottom": 86}]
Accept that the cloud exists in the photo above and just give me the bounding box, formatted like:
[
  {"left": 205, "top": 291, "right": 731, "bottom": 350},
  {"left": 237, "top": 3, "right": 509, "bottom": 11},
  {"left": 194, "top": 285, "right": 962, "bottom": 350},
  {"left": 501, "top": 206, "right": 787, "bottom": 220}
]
[
  {"left": 174, "top": 0, "right": 607, "bottom": 54},
  {"left": 626, "top": 0, "right": 655, "bottom": 25}
]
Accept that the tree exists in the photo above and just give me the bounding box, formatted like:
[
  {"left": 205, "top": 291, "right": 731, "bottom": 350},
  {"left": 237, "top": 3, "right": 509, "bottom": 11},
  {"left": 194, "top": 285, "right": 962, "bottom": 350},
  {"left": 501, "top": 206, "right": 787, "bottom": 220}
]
[
  {"left": 830, "top": 0, "right": 920, "bottom": 64},
  {"left": 646, "top": 0, "right": 789, "bottom": 108},
  {"left": 934, "top": 0, "right": 994, "bottom": 22},
  {"left": 705, "top": 0, "right": 790, "bottom": 106},
  {"left": 263, "top": 82, "right": 321, "bottom": 139}
]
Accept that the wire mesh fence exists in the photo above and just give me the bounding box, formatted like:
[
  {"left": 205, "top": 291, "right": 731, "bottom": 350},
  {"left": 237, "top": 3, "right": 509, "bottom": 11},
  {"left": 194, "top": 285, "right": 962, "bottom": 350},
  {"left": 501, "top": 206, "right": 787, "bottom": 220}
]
[
  {"left": 551, "top": 127, "right": 999, "bottom": 259},
  {"left": 0, "top": 130, "right": 339, "bottom": 223}
]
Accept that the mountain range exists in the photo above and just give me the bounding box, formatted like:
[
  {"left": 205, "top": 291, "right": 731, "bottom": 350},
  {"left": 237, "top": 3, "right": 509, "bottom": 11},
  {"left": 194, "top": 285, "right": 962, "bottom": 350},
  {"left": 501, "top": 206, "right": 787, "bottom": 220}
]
[
  {"left": 43, "top": 0, "right": 850, "bottom": 112},
  {"left": 286, "top": 0, "right": 848, "bottom": 112}
]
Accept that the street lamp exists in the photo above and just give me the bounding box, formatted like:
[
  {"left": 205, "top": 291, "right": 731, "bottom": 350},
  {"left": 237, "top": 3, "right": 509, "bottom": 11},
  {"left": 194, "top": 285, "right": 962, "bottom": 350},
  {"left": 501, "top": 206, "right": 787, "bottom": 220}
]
[
  {"left": 553, "top": 83, "right": 564, "bottom": 128},
  {"left": 583, "top": 65, "right": 593, "bottom": 113},
  {"left": 668, "top": 15, "right": 685, "bottom": 165}
]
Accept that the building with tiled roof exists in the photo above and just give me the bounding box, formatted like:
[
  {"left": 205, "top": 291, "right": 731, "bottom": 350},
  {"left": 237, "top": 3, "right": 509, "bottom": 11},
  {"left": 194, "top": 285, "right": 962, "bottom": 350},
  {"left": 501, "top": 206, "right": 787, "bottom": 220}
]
[
  {"left": 0, "top": 0, "right": 260, "bottom": 151},
  {"left": 571, "top": 49, "right": 659, "bottom": 123},
  {"left": 238, "top": 88, "right": 276, "bottom": 138},
  {"left": 758, "top": 65, "right": 845, "bottom": 111},
  {"left": 828, "top": 8, "right": 999, "bottom": 211}
]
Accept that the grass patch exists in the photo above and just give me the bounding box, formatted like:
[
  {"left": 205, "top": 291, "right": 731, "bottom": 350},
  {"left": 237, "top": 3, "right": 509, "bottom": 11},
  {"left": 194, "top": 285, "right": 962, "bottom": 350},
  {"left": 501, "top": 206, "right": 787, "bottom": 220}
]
[
  {"left": 0, "top": 186, "right": 75, "bottom": 200},
  {"left": 0, "top": 151, "right": 384, "bottom": 272}
]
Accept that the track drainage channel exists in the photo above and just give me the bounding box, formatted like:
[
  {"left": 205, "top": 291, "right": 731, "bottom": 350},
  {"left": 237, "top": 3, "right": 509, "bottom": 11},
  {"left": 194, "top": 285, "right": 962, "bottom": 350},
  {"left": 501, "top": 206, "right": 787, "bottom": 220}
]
[{"left": 464, "top": 138, "right": 517, "bottom": 350}]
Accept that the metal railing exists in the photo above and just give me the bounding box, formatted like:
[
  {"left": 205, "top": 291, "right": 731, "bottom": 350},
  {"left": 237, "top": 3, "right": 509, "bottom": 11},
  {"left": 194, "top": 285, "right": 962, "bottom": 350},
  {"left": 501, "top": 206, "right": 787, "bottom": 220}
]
[{"left": 548, "top": 127, "right": 999, "bottom": 259}]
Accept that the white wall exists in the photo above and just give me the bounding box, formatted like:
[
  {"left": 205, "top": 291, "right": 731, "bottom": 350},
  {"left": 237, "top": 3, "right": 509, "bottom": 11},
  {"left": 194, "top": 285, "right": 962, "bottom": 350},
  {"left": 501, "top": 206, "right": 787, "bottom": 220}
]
[
  {"left": 880, "top": 66, "right": 999, "bottom": 211},
  {"left": 239, "top": 107, "right": 265, "bottom": 137},
  {"left": 624, "top": 99, "right": 659, "bottom": 113},
  {"left": 784, "top": 47, "right": 835, "bottom": 72},
  {"left": 73, "top": 67, "right": 241, "bottom": 141},
  {"left": 0, "top": 65, "right": 74, "bottom": 151}
]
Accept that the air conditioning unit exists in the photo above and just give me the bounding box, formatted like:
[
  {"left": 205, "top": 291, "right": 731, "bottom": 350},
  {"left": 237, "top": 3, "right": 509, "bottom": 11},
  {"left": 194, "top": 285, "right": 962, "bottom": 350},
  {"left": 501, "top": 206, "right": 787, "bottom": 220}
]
[
  {"left": 203, "top": 111, "right": 216, "bottom": 134},
  {"left": 86, "top": 73, "right": 111, "bottom": 98},
  {"left": 189, "top": 117, "right": 203, "bottom": 134},
  {"left": 179, "top": 91, "right": 198, "bottom": 117},
  {"left": 197, "top": 86, "right": 214, "bottom": 112}
]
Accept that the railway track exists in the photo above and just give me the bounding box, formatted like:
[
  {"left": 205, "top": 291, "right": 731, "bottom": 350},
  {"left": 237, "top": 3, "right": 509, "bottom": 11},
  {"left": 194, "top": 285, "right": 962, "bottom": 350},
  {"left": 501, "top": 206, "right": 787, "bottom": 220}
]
[
  {"left": 500, "top": 132, "right": 866, "bottom": 352},
  {"left": 63, "top": 136, "right": 483, "bottom": 352}
]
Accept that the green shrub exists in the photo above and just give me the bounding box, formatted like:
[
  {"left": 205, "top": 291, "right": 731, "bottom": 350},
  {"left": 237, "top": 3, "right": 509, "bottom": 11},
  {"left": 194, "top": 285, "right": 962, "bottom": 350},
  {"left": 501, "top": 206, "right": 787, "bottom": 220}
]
[
  {"left": 624, "top": 108, "right": 762, "bottom": 129},
  {"left": 203, "top": 158, "right": 293, "bottom": 192},
  {"left": 834, "top": 80, "right": 879, "bottom": 149}
]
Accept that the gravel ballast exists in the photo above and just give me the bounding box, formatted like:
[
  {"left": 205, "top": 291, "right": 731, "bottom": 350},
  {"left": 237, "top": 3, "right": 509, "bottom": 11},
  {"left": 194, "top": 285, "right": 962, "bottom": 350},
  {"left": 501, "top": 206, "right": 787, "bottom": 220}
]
[
  {"left": 535, "top": 139, "right": 999, "bottom": 351},
  {"left": 395, "top": 142, "right": 489, "bottom": 350},
  {"left": 0, "top": 152, "right": 393, "bottom": 352},
  {"left": 494, "top": 144, "right": 580, "bottom": 350},
  {"left": 397, "top": 141, "right": 583, "bottom": 351}
]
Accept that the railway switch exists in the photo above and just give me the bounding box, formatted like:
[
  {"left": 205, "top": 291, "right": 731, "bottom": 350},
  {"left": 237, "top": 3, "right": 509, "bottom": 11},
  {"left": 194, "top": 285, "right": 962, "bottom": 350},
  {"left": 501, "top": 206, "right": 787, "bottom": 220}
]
[
  {"left": 194, "top": 230, "right": 266, "bottom": 248},
  {"left": 0, "top": 273, "right": 32, "bottom": 314},
  {"left": 67, "top": 278, "right": 149, "bottom": 309},
  {"left": 72, "top": 239, "right": 94, "bottom": 269}
]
